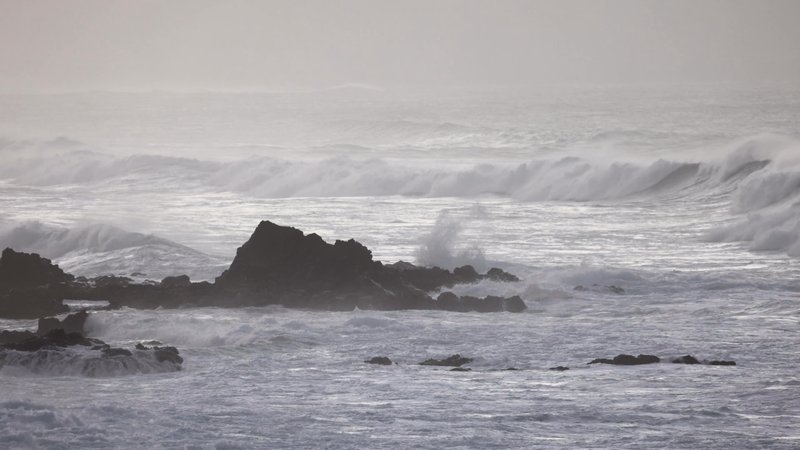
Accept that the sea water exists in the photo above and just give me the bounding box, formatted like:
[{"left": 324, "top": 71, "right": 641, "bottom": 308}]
[{"left": 0, "top": 85, "right": 799, "bottom": 448}]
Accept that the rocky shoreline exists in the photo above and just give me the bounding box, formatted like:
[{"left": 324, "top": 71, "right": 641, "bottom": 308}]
[{"left": 0, "top": 220, "right": 525, "bottom": 319}]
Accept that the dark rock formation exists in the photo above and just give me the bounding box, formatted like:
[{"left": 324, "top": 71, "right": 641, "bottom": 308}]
[
  {"left": 37, "top": 310, "right": 88, "bottom": 336},
  {"left": 0, "top": 248, "right": 72, "bottom": 319},
  {"left": 3, "top": 329, "right": 94, "bottom": 352},
  {"left": 161, "top": 275, "right": 191, "bottom": 288},
  {"left": 709, "top": 360, "right": 736, "bottom": 366},
  {"left": 549, "top": 366, "right": 570, "bottom": 371},
  {"left": 420, "top": 354, "right": 473, "bottom": 367},
  {"left": 0, "top": 248, "right": 73, "bottom": 289},
  {"left": 672, "top": 355, "right": 700, "bottom": 364},
  {"left": 365, "top": 356, "right": 393, "bottom": 365},
  {"left": 589, "top": 354, "right": 661, "bottom": 365},
  {"left": 0, "top": 221, "right": 525, "bottom": 314},
  {"left": 450, "top": 367, "right": 471, "bottom": 372}
]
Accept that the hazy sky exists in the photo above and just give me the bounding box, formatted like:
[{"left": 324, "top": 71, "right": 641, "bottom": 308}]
[{"left": 1, "top": 0, "right": 798, "bottom": 92}]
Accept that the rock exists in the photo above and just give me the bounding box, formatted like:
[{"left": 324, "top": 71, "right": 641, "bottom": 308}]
[
  {"left": 709, "top": 360, "right": 736, "bottom": 366},
  {"left": 0, "top": 248, "right": 73, "bottom": 290},
  {"left": 0, "top": 330, "right": 36, "bottom": 346},
  {"left": 152, "top": 346, "right": 183, "bottom": 364},
  {"left": 504, "top": 367, "right": 519, "bottom": 371},
  {"left": 549, "top": 366, "right": 570, "bottom": 371},
  {"left": 103, "top": 347, "right": 133, "bottom": 357},
  {"left": 365, "top": 356, "right": 393, "bottom": 365},
  {"left": 92, "top": 275, "right": 132, "bottom": 288},
  {"left": 0, "top": 249, "right": 72, "bottom": 319},
  {"left": 608, "top": 285, "right": 625, "bottom": 295},
  {"left": 589, "top": 354, "right": 660, "bottom": 365},
  {"left": 37, "top": 310, "right": 88, "bottom": 335},
  {"left": 420, "top": 354, "right": 473, "bottom": 367},
  {"left": 503, "top": 296, "right": 527, "bottom": 313},
  {"left": 435, "top": 291, "right": 526, "bottom": 313},
  {"left": 672, "top": 355, "right": 700, "bottom": 364},
  {"left": 3, "top": 329, "right": 95, "bottom": 352},
  {"left": 486, "top": 267, "right": 520, "bottom": 282},
  {"left": 452, "top": 265, "right": 479, "bottom": 282},
  {"left": 161, "top": 275, "right": 191, "bottom": 288},
  {"left": 450, "top": 367, "right": 471, "bottom": 372}
]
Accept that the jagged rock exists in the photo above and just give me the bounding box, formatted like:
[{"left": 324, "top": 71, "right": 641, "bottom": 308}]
[
  {"left": 37, "top": 310, "right": 88, "bottom": 335},
  {"left": 0, "top": 248, "right": 73, "bottom": 289},
  {"left": 0, "top": 330, "right": 36, "bottom": 346},
  {"left": 549, "top": 366, "right": 570, "bottom": 371},
  {"left": 0, "top": 249, "right": 72, "bottom": 319},
  {"left": 365, "top": 356, "right": 393, "bottom": 365},
  {"left": 4, "top": 222, "right": 524, "bottom": 314},
  {"left": 589, "top": 354, "right": 660, "bottom": 365},
  {"left": 709, "top": 360, "right": 736, "bottom": 366},
  {"left": 3, "top": 329, "right": 95, "bottom": 352},
  {"left": 161, "top": 275, "right": 191, "bottom": 288},
  {"left": 503, "top": 296, "right": 526, "bottom": 313},
  {"left": 672, "top": 355, "right": 700, "bottom": 364},
  {"left": 152, "top": 346, "right": 183, "bottom": 364},
  {"left": 103, "top": 347, "right": 133, "bottom": 357},
  {"left": 435, "top": 292, "right": 527, "bottom": 313},
  {"left": 486, "top": 267, "right": 520, "bottom": 282},
  {"left": 420, "top": 354, "right": 473, "bottom": 367}
]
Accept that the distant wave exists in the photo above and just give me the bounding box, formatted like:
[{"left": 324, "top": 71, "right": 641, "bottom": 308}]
[{"left": 1, "top": 134, "right": 796, "bottom": 202}]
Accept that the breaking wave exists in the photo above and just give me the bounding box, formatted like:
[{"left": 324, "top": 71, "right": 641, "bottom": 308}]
[
  {"left": 0, "top": 222, "right": 228, "bottom": 281},
  {"left": 0, "top": 347, "right": 182, "bottom": 377}
]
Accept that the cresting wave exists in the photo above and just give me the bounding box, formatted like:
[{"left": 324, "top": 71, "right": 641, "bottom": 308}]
[
  {"left": 3, "top": 134, "right": 800, "bottom": 256},
  {"left": 0, "top": 134, "right": 794, "bottom": 200},
  {"left": 0, "top": 222, "right": 228, "bottom": 281}
]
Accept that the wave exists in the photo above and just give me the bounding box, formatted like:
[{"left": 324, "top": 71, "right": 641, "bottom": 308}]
[
  {"left": 0, "top": 222, "right": 228, "bottom": 280},
  {"left": 1, "top": 134, "right": 795, "bottom": 202}
]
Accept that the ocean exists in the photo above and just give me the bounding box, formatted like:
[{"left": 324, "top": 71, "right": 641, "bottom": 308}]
[{"left": 1, "top": 84, "right": 799, "bottom": 448}]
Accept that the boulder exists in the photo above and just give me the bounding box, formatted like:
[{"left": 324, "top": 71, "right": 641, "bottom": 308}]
[
  {"left": 420, "top": 354, "right": 473, "bottom": 367},
  {"left": 672, "top": 355, "right": 700, "bottom": 364},
  {"left": 549, "top": 366, "right": 570, "bottom": 371},
  {"left": 589, "top": 354, "right": 660, "bottom": 365},
  {"left": 486, "top": 267, "right": 520, "bottom": 282},
  {"left": 37, "top": 310, "right": 88, "bottom": 336},
  {"left": 365, "top": 356, "right": 393, "bottom": 365},
  {"left": 709, "top": 360, "right": 736, "bottom": 366},
  {"left": 161, "top": 275, "right": 191, "bottom": 288}
]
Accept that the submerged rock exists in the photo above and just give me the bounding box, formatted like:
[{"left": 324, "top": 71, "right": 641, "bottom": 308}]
[
  {"left": 589, "top": 354, "right": 660, "bottom": 365},
  {"left": 450, "top": 367, "right": 471, "bottom": 372},
  {"left": 0, "top": 329, "right": 184, "bottom": 376},
  {"left": 709, "top": 360, "right": 737, "bottom": 366},
  {"left": 365, "top": 356, "right": 393, "bottom": 365},
  {"left": 672, "top": 355, "right": 701, "bottom": 364},
  {"left": 420, "top": 354, "right": 473, "bottom": 367},
  {"left": 549, "top": 366, "right": 570, "bottom": 371}
]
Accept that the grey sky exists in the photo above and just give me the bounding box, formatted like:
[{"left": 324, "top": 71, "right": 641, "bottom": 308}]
[{"left": 1, "top": 0, "right": 798, "bottom": 91}]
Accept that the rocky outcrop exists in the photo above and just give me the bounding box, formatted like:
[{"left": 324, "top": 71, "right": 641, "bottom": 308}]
[
  {"left": 0, "top": 248, "right": 72, "bottom": 319},
  {"left": 589, "top": 354, "right": 661, "bottom": 365},
  {"left": 671, "top": 355, "right": 700, "bottom": 364},
  {"left": 420, "top": 354, "right": 473, "bottom": 367},
  {"left": 1, "top": 221, "right": 525, "bottom": 314},
  {"left": 365, "top": 356, "right": 393, "bottom": 365}
]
